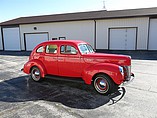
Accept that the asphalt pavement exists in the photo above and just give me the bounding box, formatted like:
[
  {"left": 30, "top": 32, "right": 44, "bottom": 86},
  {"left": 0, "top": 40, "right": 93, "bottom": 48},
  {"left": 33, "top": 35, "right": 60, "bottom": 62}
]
[{"left": 0, "top": 51, "right": 157, "bottom": 118}]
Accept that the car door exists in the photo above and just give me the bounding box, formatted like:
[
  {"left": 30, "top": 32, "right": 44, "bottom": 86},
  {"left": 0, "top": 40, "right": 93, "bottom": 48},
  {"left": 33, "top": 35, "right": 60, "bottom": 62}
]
[
  {"left": 44, "top": 44, "right": 58, "bottom": 75},
  {"left": 58, "top": 44, "right": 82, "bottom": 77}
]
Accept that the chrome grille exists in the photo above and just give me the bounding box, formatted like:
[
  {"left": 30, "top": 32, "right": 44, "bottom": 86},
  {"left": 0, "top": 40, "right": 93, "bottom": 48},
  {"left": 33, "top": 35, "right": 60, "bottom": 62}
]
[{"left": 124, "top": 66, "right": 131, "bottom": 81}]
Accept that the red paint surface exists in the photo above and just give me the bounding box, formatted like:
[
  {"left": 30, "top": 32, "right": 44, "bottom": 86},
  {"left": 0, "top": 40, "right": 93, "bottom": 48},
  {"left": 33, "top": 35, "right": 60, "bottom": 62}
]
[{"left": 23, "top": 40, "right": 132, "bottom": 85}]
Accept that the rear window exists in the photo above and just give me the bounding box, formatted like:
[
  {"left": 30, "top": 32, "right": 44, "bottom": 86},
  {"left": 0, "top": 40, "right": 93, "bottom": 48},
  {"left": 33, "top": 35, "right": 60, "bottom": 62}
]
[
  {"left": 46, "top": 45, "right": 57, "bottom": 54},
  {"left": 36, "top": 46, "right": 44, "bottom": 53}
]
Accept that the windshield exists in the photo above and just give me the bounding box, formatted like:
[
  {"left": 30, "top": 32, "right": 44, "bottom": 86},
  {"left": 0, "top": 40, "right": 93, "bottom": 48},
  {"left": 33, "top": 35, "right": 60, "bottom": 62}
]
[{"left": 78, "top": 44, "right": 95, "bottom": 54}]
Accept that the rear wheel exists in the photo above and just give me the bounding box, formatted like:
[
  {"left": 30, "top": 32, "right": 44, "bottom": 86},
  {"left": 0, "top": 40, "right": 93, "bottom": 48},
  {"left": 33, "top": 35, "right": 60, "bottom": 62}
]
[
  {"left": 93, "top": 74, "right": 117, "bottom": 95},
  {"left": 30, "top": 67, "right": 42, "bottom": 82}
]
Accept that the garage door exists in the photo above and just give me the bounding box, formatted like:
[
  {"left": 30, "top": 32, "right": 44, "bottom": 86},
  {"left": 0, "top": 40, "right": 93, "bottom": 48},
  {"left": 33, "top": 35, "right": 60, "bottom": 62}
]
[
  {"left": 25, "top": 33, "right": 48, "bottom": 51},
  {"left": 109, "top": 28, "right": 136, "bottom": 50},
  {"left": 149, "top": 19, "right": 157, "bottom": 50},
  {"left": 3, "top": 27, "right": 21, "bottom": 51}
]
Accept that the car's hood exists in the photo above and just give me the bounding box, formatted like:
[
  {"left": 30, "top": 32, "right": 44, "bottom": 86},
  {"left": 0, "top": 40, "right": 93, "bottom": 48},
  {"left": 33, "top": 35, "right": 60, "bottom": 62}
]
[{"left": 82, "top": 53, "right": 131, "bottom": 66}]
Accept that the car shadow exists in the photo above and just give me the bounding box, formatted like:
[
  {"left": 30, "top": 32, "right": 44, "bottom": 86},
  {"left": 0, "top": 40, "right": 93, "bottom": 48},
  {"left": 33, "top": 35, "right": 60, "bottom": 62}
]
[{"left": 0, "top": 76, "right": 126, "bottom": 109}]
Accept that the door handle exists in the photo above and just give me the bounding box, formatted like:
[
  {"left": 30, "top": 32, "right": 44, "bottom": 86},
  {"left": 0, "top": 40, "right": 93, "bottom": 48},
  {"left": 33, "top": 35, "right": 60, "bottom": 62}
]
[
  {"left": 53, "top": 57, "right": 57, "bottom": 60},
  {"left": 58, "top": 58, "right": 63, "bottom": 61}
]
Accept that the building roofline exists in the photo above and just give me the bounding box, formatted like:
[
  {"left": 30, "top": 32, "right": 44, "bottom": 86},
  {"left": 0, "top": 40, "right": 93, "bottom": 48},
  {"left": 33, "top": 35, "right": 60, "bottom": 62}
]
[{"left": 1, "top": 7, "right": 157, "bottom": 26}]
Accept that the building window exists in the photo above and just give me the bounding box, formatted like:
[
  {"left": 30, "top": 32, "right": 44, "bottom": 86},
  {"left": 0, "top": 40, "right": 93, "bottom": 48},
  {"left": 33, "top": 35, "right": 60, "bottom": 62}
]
[
  {"left": 52, "top": 38, "right": 57, "bottom": 40},
  {"left": 59, "top": 37, "right": 66, "bottom": 40},
  {"left": 46, "top": 45, "right": 57, "bottom": 54}
]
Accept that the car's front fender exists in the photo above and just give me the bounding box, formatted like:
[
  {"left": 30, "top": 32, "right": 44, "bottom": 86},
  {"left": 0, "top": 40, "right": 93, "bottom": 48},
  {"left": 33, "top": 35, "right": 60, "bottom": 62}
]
[
  {"left": 23, "top": 59, "right": 47, "bottom": 78},
  {"left": 82, "top": 63, "right": 124, "bottom": 85}
]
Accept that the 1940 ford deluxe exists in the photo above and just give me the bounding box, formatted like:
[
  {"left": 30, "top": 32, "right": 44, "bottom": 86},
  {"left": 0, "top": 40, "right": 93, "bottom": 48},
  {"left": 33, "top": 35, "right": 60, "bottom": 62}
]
[{"left": 22, "top": 40, "right": 134, "bottom": 95}]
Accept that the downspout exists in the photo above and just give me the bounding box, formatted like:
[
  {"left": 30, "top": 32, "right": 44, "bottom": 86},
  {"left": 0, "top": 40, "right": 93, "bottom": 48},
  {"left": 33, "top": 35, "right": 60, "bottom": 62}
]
[
  {"left": 1, "top": 27, "right": 4, "bottom": 51},
  {"left": 94, "top": 20, "right": 96, "bottom": 50}
]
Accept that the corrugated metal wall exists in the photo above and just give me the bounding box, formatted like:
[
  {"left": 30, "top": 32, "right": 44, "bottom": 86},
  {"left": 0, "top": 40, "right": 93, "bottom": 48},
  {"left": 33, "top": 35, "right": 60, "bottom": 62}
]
[
  {"left": 96, "top": 17, "right": 149, "bottom": 50},
  {"left": 20, "top": 20, "right": 95, "bottom": 51},
  {"left": 148, "top": 19, "right": 157, "bottom": 50},
  {"left": 0, "top": 17, "right": 150, "bottom": 51}
]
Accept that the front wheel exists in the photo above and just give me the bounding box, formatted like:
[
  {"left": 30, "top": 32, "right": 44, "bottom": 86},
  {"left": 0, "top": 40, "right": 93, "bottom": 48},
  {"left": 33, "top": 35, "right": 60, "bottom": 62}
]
[
  {"left": 30, "top": 67, "right": 42, "bottom": 82},
  {"left": 93, "top": 74, "right": 117, "bottom": 95}
]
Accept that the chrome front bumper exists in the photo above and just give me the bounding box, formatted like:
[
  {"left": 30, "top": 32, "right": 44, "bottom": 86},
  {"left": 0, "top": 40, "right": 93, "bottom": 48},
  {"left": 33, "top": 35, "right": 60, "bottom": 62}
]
[{"left": 122, "top": 73, "right": 135, "bottom": 86}]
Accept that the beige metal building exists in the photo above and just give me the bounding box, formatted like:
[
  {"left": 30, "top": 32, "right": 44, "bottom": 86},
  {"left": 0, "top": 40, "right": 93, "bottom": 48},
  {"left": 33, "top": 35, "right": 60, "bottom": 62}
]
[{"left": 1, "top": 7, "right": 157, "bottom": 51}]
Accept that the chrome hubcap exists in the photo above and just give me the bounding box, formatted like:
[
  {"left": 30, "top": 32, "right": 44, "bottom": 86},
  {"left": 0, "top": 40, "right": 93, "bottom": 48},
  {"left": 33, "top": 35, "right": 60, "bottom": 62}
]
[
  {"left": 94, "top": 77, "right": 109, "bottom": 93},
  {"left": 32, "top": 68, "right": 40, "bottom": 81},
  {"left": 34, "top": 71, "right": 39, "bottom": 76},
  {"left": 99, "top": 80, "right": 107, "bottom": 88}
]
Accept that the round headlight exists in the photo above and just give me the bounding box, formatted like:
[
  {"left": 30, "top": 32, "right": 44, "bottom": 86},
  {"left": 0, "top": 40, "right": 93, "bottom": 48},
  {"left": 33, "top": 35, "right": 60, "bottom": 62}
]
[{"left": 119, "top": 66, "right": 124, "bottom": 75}]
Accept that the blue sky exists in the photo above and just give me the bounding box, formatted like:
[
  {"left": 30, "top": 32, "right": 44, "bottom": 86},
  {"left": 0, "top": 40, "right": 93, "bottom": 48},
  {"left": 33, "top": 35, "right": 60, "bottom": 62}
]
[{"left": 1, "top": 0, "right": 157, "bottom": 22}]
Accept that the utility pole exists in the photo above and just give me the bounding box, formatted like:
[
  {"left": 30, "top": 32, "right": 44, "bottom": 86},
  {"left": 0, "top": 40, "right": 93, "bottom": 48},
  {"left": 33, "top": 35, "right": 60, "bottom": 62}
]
[{"left": 103, "top": 0, "right": 107, "bottom": 10}]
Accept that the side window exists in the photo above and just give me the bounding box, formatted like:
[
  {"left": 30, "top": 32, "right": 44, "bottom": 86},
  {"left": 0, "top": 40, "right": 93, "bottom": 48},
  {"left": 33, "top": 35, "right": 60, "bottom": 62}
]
[
  {"left": 46, "top": 45, "right": 57, "bottom": 54},
  {"left": 36, "top": 46, "right": 44, "bottom": 53},
  {"left": 60, "top": 45, "right": 77, "bottom": 54}
]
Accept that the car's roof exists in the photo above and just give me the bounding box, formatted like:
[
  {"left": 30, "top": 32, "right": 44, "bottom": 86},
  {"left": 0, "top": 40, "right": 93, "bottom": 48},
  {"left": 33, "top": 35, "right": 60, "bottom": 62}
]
[{"left": 39, "top": 40, "right": 87, "bottom": 45}]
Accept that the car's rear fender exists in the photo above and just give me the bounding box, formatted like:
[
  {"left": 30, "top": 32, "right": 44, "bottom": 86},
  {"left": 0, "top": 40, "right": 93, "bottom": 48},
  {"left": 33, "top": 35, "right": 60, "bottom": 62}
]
[
  {"left": 82, "top": 63, "right": 124, "bottom": 85},
  {"left": 23, "top": 59, "right": 47, "bottom": 78}
]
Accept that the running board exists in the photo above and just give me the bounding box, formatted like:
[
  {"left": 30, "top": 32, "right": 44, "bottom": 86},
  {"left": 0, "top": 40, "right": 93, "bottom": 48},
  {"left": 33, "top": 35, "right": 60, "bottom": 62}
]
[{"left": 44, "top": 75, "right": 85, "bottom": 83}]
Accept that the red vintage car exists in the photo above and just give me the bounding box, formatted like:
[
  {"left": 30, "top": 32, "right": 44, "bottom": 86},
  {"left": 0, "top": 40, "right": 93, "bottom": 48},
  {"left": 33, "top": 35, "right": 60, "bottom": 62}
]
[{"left": 22, "top": 40, "right": 134, "bottom": 95}]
